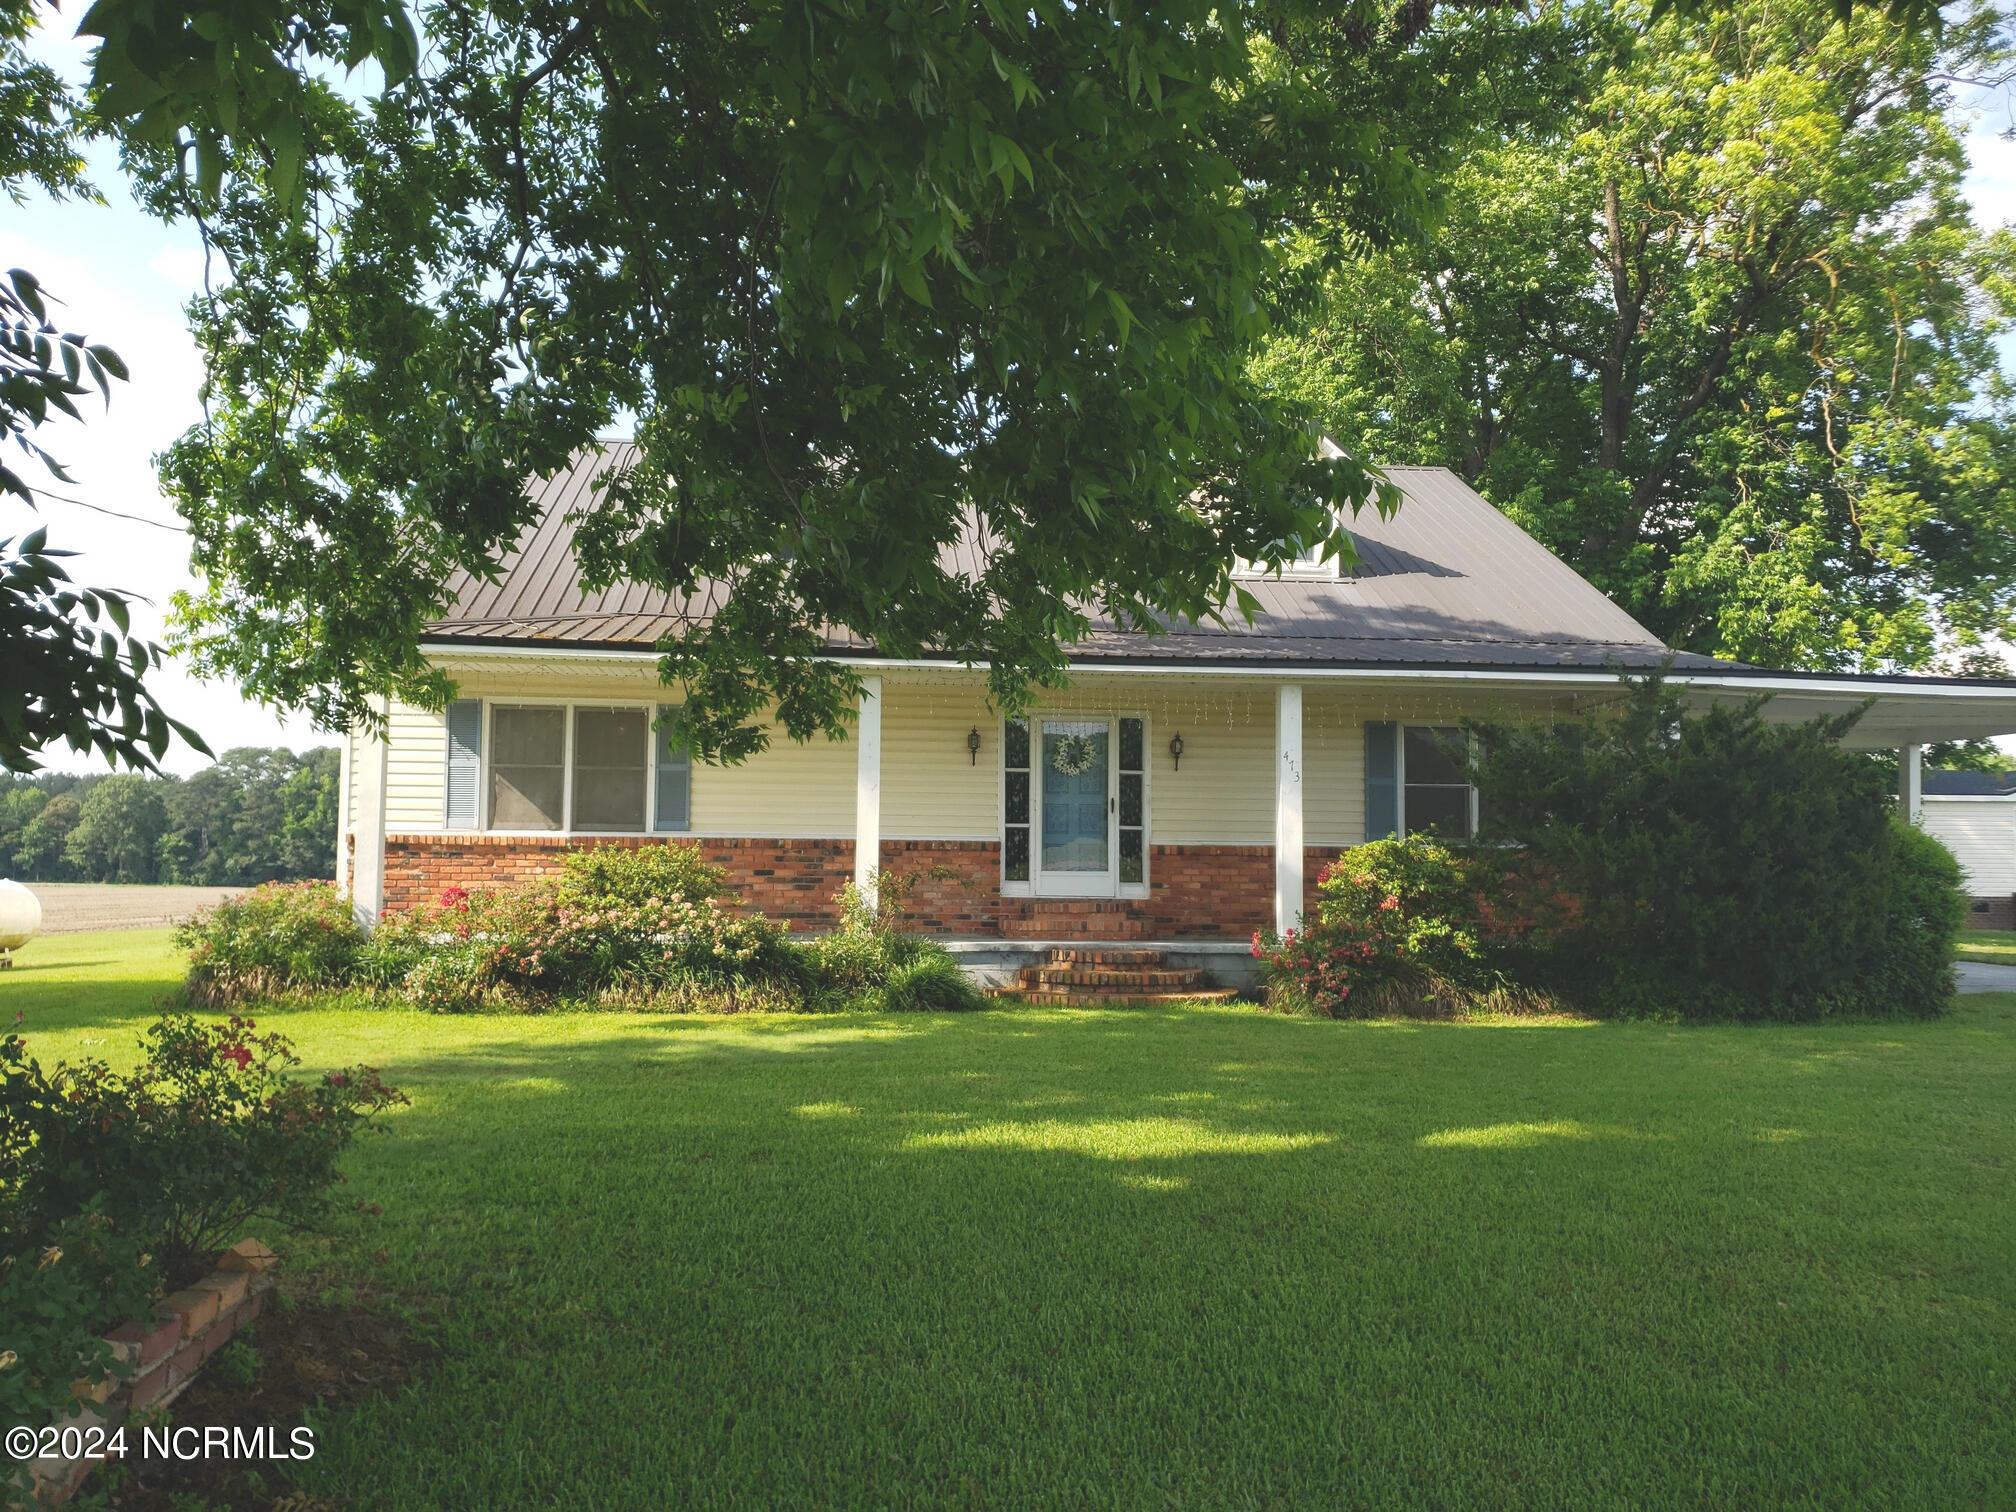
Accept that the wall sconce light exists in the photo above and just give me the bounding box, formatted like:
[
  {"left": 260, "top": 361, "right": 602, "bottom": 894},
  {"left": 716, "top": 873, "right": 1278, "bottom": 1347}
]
[
  {"left": 967, "top": 726, "right": 982, "bottom": 765},
  {"left": 1169, "top": 732, "right": 1185, "bottom": 771}
]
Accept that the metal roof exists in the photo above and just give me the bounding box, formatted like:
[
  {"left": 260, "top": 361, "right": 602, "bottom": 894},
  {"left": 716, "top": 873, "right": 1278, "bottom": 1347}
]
[
  {"left": 430, "top": 447, "right": 1734, "bottom": 672},
  {"left": 1924, "top": 770, "right": 2016, "bottom": 796}
]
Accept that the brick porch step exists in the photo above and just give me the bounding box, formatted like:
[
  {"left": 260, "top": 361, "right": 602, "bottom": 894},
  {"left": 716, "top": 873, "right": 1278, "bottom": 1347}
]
[
  {"left": 1048, "top": 948, "right": 1168, "bottom": 966},
  {"left": 998, "top": 914, "right": 1153, "bottom": 939},
  {"left": 1007, "top": 986, "right": 1241, "bottom": 1006},
  {"left": 1029, "top": 966, "right": 1205, "bottom": 990},
  {"left": 991, "top": 948, "right": 1235, "bottom": 1006},
  {"left": 998, "top": 899, "right": 1154, "bottom": 939}
]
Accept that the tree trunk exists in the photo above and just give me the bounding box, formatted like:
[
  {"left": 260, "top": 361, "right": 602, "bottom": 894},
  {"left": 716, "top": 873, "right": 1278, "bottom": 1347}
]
[{"left": 1597, "top": 178, "right": 1643, "bottom": 473}]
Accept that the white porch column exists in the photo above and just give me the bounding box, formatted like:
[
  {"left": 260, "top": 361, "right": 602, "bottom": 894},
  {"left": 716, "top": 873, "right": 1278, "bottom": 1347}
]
[
  {"left": 854, "top": 675, "right": 883, "bottom": 907},
  {"left": 333, "top": 726, "right": 353, "bottom": 899},
  {"left": 351, "top": 701, "right": 390, "bottom": 931},
  {"left": 1899, "top": 742, "right": 1923, "bottom": 824},
  {"left": 1275, "top": 683, "right": 1304, "bottom": 935}
]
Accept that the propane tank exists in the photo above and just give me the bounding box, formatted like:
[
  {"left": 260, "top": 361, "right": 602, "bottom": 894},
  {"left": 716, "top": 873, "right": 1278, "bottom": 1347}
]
[{"left": 0, "top": 879, "right": 42, "bottom": 966}]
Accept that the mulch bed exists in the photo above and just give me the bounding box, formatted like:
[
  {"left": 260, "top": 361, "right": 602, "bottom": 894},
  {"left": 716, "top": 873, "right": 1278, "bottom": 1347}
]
[{"left": 93, "top": 1289, "right": 437, "bottom": 1512}]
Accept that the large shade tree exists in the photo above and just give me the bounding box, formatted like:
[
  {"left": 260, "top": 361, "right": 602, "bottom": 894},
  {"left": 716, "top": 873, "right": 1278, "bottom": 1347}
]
[
  {"left": 1259, "top": 0, "right": 2016, "bottom": 676},
  {"left": 95, "top": 0, "right": 1593, "bottom": 760}
]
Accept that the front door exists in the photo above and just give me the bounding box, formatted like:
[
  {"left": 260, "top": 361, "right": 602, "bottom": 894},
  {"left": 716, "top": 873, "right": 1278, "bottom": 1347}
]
[{"left": 1037, "top": 718, "right": 1114, "bottom": 897}]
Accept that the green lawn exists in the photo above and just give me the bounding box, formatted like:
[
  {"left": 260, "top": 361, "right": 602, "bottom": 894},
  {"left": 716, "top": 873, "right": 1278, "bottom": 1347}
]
[
  {"left": 7, "top": 932, "right": 2016, "bottom": 1509},
  {"left": 1957, "top": 928, "right": 2016, "bottom": 964}
]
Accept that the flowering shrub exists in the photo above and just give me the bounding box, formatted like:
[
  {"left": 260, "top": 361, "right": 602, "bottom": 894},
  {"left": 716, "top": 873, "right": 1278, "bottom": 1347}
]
[
  {"left": 359, "top": 875, "right": 801, "bottom": 1011},
  {"left": 491, "top": 893, "right": 797, "bottom": 1003},
  {"left": 173, "top": 848, "right": 981, "bottom": 1015},
  {"left": 1255, "top": 838, "right": 1489, "bottom": 1017},
  {"left": 0, "top": 1015, "right": 403, "bottom": 1432},
  {"left": 177, "top": 881, "right": 365, "bottom": 1004},
  {"left": 555, "top": 842, "right": 727, "bottom": 908},
  {"left": 357, "top": 884, "right": 554, "bottom": 1006},
  {"left": 4, "top": 1015, "right": 405, "bottom": 1286}
]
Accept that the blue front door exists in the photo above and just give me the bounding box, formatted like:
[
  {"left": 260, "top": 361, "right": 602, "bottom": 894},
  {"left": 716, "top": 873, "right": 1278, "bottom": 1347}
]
[{"left": 1039, "top": 720, "right": 1112, "bottom": 894}]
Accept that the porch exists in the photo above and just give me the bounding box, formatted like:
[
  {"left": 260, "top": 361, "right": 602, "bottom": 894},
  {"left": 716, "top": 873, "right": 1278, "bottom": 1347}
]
[{"left": 339, "top": 663, "right": 2016, "bottom": 951}]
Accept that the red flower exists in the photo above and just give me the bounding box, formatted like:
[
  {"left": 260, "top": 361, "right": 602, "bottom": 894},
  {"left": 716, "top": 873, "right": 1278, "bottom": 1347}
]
[{"left": 221, "top": 1045, "right": 253, "bottom": 1070}]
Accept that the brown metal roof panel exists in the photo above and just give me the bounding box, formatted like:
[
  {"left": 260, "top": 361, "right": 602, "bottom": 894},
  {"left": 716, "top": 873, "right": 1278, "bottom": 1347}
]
[{"left": 427, "top": 452, "right": 1684, "bottom": 666}]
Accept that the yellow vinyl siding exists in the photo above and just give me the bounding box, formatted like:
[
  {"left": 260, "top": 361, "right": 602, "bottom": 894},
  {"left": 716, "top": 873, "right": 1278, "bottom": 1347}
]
[
  {"left": 386, "top": 700, "right": 448, "bottom": 829},
  {"left": 397, "top": 657, "right": 1586, "bottom": 845},
  {"left": 1130, "top": 686, "right": 1274, "bottom": 844},
  {"left": 690, "top": 730, "right": 856, "bottom": 837},
  {"left": 883, "top": 682, "right": 997, "bottom": 839}
]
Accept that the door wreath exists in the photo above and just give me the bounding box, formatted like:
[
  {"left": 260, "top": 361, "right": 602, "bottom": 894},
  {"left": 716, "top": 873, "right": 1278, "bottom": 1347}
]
[{"left": 1050, "top": 733, "right": 1099, "bottom": 776}]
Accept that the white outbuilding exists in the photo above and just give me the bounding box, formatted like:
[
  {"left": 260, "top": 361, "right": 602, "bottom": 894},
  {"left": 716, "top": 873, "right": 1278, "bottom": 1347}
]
[{"left": 1921, "top": 771, "right": 2016, "bottom": 931}]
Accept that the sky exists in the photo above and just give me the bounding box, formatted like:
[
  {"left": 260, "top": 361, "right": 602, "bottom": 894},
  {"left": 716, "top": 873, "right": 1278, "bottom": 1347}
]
[{"left": 6, "top": 16, "right": 2016, "bottom": 776}]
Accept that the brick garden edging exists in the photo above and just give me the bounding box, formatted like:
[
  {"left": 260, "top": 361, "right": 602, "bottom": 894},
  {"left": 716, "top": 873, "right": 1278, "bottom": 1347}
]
[{"left": 22, "top": 1239, "right": 278, "bottom": 1508}]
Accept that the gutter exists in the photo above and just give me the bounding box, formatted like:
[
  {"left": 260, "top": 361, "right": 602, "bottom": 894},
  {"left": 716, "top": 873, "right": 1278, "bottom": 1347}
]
[{"left": 418, "top": 639, "right": 2016, "bottom": 701}]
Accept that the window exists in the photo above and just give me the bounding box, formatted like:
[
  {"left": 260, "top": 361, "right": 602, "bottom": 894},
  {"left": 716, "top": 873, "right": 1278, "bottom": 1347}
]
[
  {"left": 1118, "top": 716, "right": 1144, "bottom": 884},
  {"left": 1003, "top": 717, "right": 1030, "bottom": 883},
  {"left": 1364, "top": 722, "right": 1476, "bottom": 841},
  {"left": 654, "top": 704, "right": 691, "bottom": 832},
  {"left": 490, "top": 706, "right": 566, "bottom": 830},
  {"left": 1234, "top": 518, "right": 1344, "bottom": 578},
  {"left": 571, "top": 707, "right": 649, "bottom": 833},
  {"left": 1402, "top": 726, "right": 1473, "bottom": 839}
]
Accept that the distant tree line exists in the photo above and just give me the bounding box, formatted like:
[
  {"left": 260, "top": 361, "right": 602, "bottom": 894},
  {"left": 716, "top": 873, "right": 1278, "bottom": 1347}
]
[{"left": 0, "top": 748, "right": 339, "bottom": 885}]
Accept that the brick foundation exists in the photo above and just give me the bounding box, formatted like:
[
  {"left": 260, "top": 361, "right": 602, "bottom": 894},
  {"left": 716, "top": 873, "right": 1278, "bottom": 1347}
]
[
  {"left": 383, "top": 835, "right": 854, "bottom": 928},
  {"left": 376, "top": 834, "right": 1345, "bottom": 940},
  {"left": 1964, "top": 894, "right": 2016, "bottom": 932}
]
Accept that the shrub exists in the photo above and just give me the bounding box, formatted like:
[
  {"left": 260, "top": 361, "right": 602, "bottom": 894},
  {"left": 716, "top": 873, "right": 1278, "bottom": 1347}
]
[
  {"left": 366, "top": 878, "right": 803, "bottom": 1011},
  {"left": 873, "top": 951, "right": 986, "bottom": 1013},
  {"left": 0, "top": 1015, "right": 403, "bottom": 1435},
  {"left": 1255, "top": 837, "right": 1491, "bottom": 1017},
  {"left": 1466, "top": 671, "right": 1967, "bottom": 1021},
  {"left": 177, "top": 881, "right": 364, "bottom": 1004},
  {"left": 798, "top": 879, "right": 986, "bottom": 1012},
  {"left": 1863, "top": 817, "right": 1965, "bottom": 1016},
  {"left": 555, "top": 843, "right": 726, "bottom": 908},
  {"left": 1, "top": 1015, "right": 405, "bottom": 1287}
]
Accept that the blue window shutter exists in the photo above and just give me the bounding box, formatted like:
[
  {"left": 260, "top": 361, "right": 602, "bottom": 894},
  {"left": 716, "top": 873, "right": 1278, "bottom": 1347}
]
[
  {"left": 1364, "top": 721, "right": 1398, "bottom": 841},
  {"left": 445, "top": 700, "right": 482, "bottom": 828},
  {"left": 654, "top": 704, "right": 691, "bottom": 832}
]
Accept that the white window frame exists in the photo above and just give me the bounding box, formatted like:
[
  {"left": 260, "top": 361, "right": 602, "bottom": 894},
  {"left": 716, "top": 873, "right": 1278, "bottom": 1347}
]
[
  {"left": 1396, "top": 724, "right": 1479, "bottom": 841},
  {"left": 477, "top": 697, "right": 662, "bottom": 837},
  {"left": 999, "top": 711, "right": 1151, "bottom": 900},
  {"left": 1232, "top": 512, "right": 1345, "bottom": 580}
]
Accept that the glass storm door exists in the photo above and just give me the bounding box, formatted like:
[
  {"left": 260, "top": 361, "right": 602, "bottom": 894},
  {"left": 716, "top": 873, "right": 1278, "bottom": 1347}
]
[{"left": 1038, "top": 719, "right": 1114, "bottom": 896}]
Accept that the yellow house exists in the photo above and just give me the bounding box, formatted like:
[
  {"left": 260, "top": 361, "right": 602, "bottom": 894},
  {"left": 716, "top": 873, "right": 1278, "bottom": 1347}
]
[{"left": 337, "top": 448, "right": 2016, "bottom": 977}]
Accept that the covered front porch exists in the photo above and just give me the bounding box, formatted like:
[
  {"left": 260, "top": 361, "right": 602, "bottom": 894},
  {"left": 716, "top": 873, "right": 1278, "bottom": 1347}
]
[{"left": 340, "top": 657, "right": 2016, "bottom": 963}]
